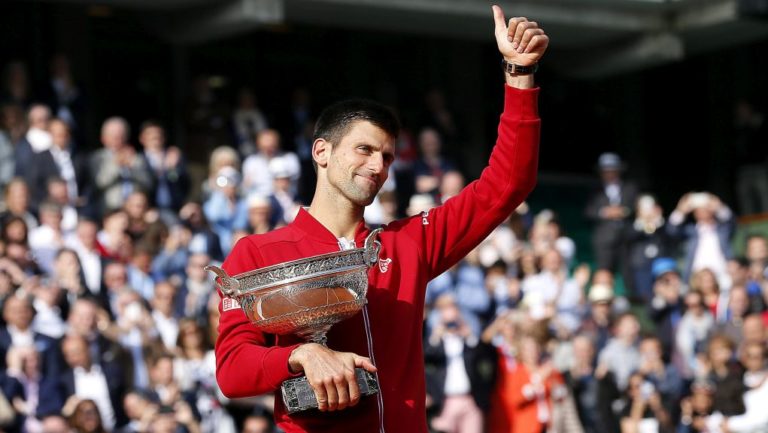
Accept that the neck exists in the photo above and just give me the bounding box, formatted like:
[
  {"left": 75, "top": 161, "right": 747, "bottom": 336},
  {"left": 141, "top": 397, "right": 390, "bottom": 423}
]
[{"left": 308, "top": 184, "right": 364, "bottom": 239}]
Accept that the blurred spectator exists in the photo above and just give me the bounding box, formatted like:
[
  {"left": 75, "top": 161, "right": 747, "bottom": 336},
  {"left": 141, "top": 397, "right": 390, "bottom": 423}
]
[
  {"left": 597, "top": 312, "right": 642, "bottom": 391},
  {"left": 701, "top": 335, "right": 746, "bottom": 417},
  {"left": 231, "top": 88, "right": 268, "bottom": 157},
  {"left": 47, "top": 177, "right": 80, "bottom": 233},
  {"left": 139, "top": 121, "right": 190, "bottom": 217},
  {"left": 98, "top": 210, "right": 130, "bottom": 262},
  {"left": 15, "top": 104, "right": 52, "bottom": 182},
  {"left": 241, "top": 129, "right": 300, "bottom": 198},
  {"left": 714, "top": 286, "right": 751, "bottom": 345},
  {"left": 678, "top": 379, "right": 715, "bottom": 433},
  {"left": 713, "top": 341, "right": 768, "bottom": 432},
  {"left": 31, "top": 277, "right": 67, "bottom": 339},
  {"left": 648, "top": 258, "right": 685, "bottom": 361},
  {"left": 425, "top": 294, "right": 495, "bottom": 433},
  {"left": 126, "top": 244, "right": 155, "bottom": 301},
  {"left": 580, "top": 283, "right": 615, "bottom": 354},
  {"left": 1, "top": 178, "right": 38, "bottom": 231},
  {"left": 1, "top": 61, "right": 31, "bottom": 108},
  {"left": 584, "top": 153, "right": 639, "bottom": 273},
  {"left": 439, "top": 170, "right": 465, "bottom": 204},
  {"left": 676, "top": 290, "right": 714, "bottom": 379},
  {"left": 174, "top": 319, "right": 236, "bottom": 433},
  {"left": 60, "top": 334, "right": 126, "bottom": 430},
  {"left": 150, "top": 282, "right": 179, "bottom": 351},
  {"left": 65, "top": 398, "right": 107, "bottom": 433},
  {"left": 744, "top": 234, "right": 768, "bottom": 271},
  {"left": 731, "top": 98, "right": 768, "bottom": 215},
  {"left": 179, "top": 202, "right": 224, "bottom": 262},
  {"left": 564, "top": 335, "right": 601, "bottom": 433},
  {"left": 123, "top": 191, "right": 166, "bottom": 254},
  {"left": 690, "top": 268, "right": 727, "bottom": 323},
  {"left": 118, "top": 389, "right": 157, "bottom": 433},
  {"left": 0, "top": 294, "right": 62, "bottom": 380},
  {"left": 1, "top": 103, "right": 27, "bottom": 144},
  {"left": 521, "top": 248, "right": 583, "bottom": 334},
  {"left": 268, "top": 156, "right": 301, "bottom": 224},
  {"left": 28, "top": 118, "right": 87, "bottom": 209},
  {"left": 204, "top": 146, "right": 240, "bottom": 201},
  {"left": 494, "top": 332, "right": 570, "bottom": 433},
  {"left": 66, "top": 298, "right": 130, "bottom": 375},
  {"left": 529, "top": 210, "right": 576, "bottom": 267},
  {"left": 637, "top": 336, "right": 684, "bottom": 407},
  {"left": 40, "top": 414, "right": 71, "bottom": 433},
  {"left": 185, "top": 76, "right": 230, "bottom": 164},
  {"left": 90, "top": 117, "right": 153, "bottom": 214},
  {"left": 203, "top": 166, "right": 248, "bottom": 254},
  {"left": 241, "top": 409, "right": 274, "bottom": 433},
  {"left": 0, "top": 122, "right": 12, "bottom": 190},
  {"left": 151, "top": 223, "right": 193, "bottom": 285},
  {"left": 244, "top": 195, "right": 277, "bottom": 236},
  {"left": 2, "top": 346, "right": 64, "bottom": 432},
  {"left": 668, "top": 192, "right": 735, "bottom": 285},
  {"left": 44, "top": 54, "right": 85, "bottom": 136},
  {"left": 625, "top": 195, "right": 674, "bottom": 303},
  {"left": 29, "top": 201, "right": 68, "bottom": 275},
  {"left": 65, "top": 217, "right": 105, "bottom": 297},
  {"left": 413, "top": 127, "right": 455, "bottom": 198},
  {"left": 177, "top": 253, "right": 213, "bottom": 323},
  {"left": 618, "top": 372, "right": 673, "bottom": 433},
  {"left": 113, "top": 289, "right": 157, "bottom": 389}
]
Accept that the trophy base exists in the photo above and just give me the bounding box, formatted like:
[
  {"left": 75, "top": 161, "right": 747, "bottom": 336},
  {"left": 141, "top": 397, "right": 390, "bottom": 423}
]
[{"left": 281, "top": 368, "right": 379, "bottom": 414}]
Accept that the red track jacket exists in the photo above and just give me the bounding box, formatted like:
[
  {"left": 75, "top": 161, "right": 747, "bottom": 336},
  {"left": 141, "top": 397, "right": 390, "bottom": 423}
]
[{"left": 216, "top": 85, "right": 540, "bottom": 432}]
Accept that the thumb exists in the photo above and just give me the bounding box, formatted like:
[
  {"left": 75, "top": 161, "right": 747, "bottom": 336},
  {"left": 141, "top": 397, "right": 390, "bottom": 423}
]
[
  {"left": 353, "top": 355, "right": 378, "bottom": 373},
  {"left": 491, "top": 5, "right": 507, "bottom": 38}
]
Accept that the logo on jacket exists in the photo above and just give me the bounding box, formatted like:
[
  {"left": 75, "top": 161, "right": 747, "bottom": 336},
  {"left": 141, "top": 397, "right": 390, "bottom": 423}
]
[
  {"left": 378, "top": 258, "right": 392, "bottom": 273},
  {"left": 222, "top": 297, "right": 241, "bottom": 312}
]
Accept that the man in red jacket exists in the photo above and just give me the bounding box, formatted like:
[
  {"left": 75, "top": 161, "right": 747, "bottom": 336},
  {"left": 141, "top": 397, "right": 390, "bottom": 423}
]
[{"left": 215, "top": 5, "right": 548, "bottom": 432}]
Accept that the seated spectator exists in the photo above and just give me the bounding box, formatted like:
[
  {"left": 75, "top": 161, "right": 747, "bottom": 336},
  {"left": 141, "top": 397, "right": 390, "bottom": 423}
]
[
  {"left": 701, "top": 334, "right": 745, "bottom": 417},
  {"left": 564, "top": 335, "right": 601, "bottom": 433},
  {"left": 123, "top": 191, "right": 166, "bottom": 254},
  {"left": 31, "top": 276, "right": 67, "bottom": 339},
  {"left": 690, "top": 268, "right": 727, "bottom": 322},
  {"left": 241, "top": 129, "right": 300, "bottom": 197},
  {"left": 150, "top": 281, "right": 179, "bottom": 351},
  {"left": 637, "top": 336, "right": 684, "bottom": 406},
  {"left": 597, "top": 312, "right": 642, "bottom": 392},
  {"left": 90, "top": 117, "right": 154, "bottom": 215},
  {"left": 40, "top": 414, "right": 71, "bottom": 433},
  {"left": 29, "top": 200, "right": 68, "bottom": 275},
  {"left": 580, "top": 283, "right": 615, "bottom": 354},
  {"left": 714, "top": 286, "right": 752, "bottom": 345},
  {"left": 60, "top": 334, "right": 126, "bottom": 430},
  {"left": 424, "top": 293, "right": 496, "bottom": 433},
  {"left": 618, "top": 372, "right": 673, "bottom": 433},
  {"left": 138, "top": 120, "right": 190, "bottom": 217},
  {"left": 648, "top": 258, "right": 685, "bottom": 361},
  {"left": 521, "top": 248, "right": 583, "bottom": 334},
  {"left": 1, "top": 178, "right": 38, "bottom": 230},
  {"left": 118, "top": 389, "right": 158, "bottom": 433},
  {"left": 678, "top": 379, "right": 715, "bottom": 433},
  {"left": 65, "top": 397, "right": 108, "bottom": 433},
  {"left": 47, "top": 176, "right": 80, "bottom": 233},
  {"left": 65, "top": 217, "right": 106, "bottom": 297},
  {"left": 28, "top": 118, "right": 86, "bottom": 208},
  {"left": 715, "top": 341, "right": 768, "bottom": 432},
  {"left": 2, "top": 346, "right": 64, "bottom": 432},
  {"left": 202, "top": 167, "right": 248, "bottom": 255},
  {"left": 151, "top": 223, "right": 192, "bottom": 285},
  {"left": 179, "top": 202, "right": 223, "bottom": 262},
  {"left": 676, "top": 289, "right": 714, "bottom": 379},
  {"left": 0, "top": 294, "right": 61, "bottom": 379},
  {"left": 15, "top": 104, "right": 53, "bottom": 182}
]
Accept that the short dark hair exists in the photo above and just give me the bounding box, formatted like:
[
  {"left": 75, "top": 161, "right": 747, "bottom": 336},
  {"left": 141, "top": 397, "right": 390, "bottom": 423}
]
[{"left": 313, "top": 99, "right": 400, "bottom": 146}]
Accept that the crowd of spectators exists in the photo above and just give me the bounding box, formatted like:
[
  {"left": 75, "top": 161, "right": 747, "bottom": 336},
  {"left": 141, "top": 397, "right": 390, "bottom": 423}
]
[{"left": 1, "top": 56, "right": 768, "bottom": 433}]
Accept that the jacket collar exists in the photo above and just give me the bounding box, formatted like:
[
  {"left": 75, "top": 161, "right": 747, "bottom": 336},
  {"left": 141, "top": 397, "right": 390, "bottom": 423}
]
[{"left": 292, "top": 207, "right": 370, "bottom": 248}]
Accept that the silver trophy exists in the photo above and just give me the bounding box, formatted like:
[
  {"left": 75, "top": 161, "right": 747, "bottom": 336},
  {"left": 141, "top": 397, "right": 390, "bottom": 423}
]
[{"left": 205, "top": 228, "right": 382, "bottom": 413}]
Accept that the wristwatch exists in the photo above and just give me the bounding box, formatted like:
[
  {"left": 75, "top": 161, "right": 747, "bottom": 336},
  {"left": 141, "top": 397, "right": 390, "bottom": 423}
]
[{"left": 501, "top": 58, "right": 538, "bottom": 75}]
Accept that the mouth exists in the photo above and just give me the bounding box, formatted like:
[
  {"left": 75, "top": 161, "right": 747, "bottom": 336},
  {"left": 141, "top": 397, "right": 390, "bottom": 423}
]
[{"left": 355, "top": 174, "right": 379, "bottom": 188}]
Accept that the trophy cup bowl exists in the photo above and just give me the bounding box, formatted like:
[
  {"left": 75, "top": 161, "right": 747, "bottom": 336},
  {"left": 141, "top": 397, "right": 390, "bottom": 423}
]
[{"left": 205, "top": 228, "right": 382, "bottom": 413}]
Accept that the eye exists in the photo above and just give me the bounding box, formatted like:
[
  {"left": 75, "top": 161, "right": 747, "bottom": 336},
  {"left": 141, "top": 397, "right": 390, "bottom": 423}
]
[{"left": 357, "top": 145, "right": 373, "bottom": 154}]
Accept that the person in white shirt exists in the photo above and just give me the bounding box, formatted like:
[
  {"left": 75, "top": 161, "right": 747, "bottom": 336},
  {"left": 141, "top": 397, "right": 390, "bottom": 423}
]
[{"left": 241, "top": 129, "right": 300, "bottom": 197}]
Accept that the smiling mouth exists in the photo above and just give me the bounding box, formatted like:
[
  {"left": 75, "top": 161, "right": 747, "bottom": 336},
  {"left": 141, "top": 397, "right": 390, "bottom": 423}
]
[{"left": 356, "top": 174, "right": 378, "bottom": 186}]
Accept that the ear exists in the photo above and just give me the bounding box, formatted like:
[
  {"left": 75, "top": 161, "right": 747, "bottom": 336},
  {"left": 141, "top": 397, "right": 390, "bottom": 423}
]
[{"left": 312, "top": 138, "right": 331, "bottom": 169}]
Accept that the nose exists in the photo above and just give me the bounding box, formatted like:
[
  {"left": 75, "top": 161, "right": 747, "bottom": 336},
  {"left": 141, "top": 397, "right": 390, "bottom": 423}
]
[{"left": 367, "top": 153, "right": 385, "bottom": 175}]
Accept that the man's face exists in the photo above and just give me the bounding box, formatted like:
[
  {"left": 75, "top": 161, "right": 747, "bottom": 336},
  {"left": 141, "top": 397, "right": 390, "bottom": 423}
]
[
  {"left": 140, "top": 126, "right": 165, "bottom": 150},
  {"left": 49, "top": 120, "right": 70, "bottom": 149},
  {"left": 323, "top": 121, "right": 395, "bottom": 208},
  {"left": 257, "top": 130, "right": 280, "bottom": 157},
  {"left": 101, "top": 121, "right": 127, "bottom": 151},
  {"left": 3, "top": 297, "right": 33, "bottom": 330}
]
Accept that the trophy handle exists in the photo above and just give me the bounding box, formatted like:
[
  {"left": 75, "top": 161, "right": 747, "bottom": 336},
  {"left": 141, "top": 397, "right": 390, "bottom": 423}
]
[
  {"left": 204, "top": 265, "right": 241, "bottom": 297},
  {"left": 364, "top": 228, "right": 383, "bottom": 267}
]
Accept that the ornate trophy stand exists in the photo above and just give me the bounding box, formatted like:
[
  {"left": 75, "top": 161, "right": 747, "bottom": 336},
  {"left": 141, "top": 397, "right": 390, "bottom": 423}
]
[{"left": 205, "top": 229, "right": 382, "bottom": 413}]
